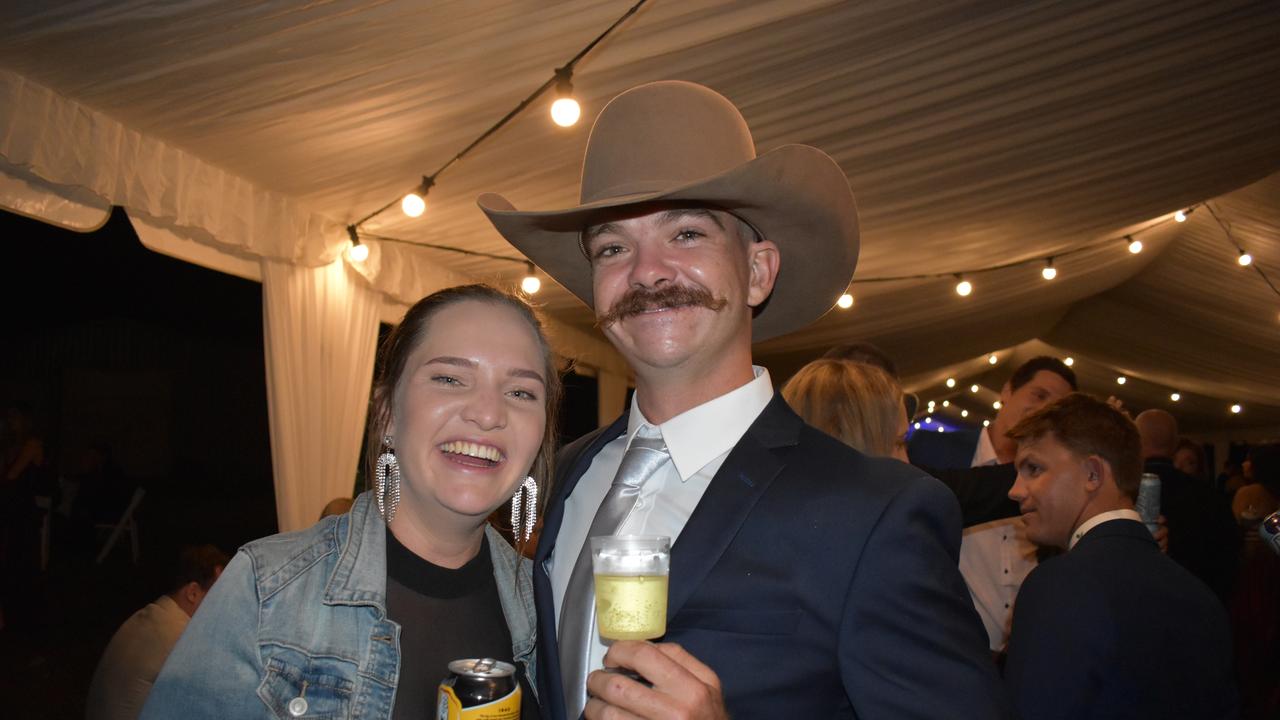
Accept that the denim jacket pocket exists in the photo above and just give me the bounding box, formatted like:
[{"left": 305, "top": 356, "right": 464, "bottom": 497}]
[{"left": 257, "top": 647, "right": 358, "bottom": 719}]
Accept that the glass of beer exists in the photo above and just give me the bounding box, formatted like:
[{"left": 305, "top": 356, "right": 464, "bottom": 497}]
[{"left": 590, "top": 535, "right": 670, "bottom": 641}]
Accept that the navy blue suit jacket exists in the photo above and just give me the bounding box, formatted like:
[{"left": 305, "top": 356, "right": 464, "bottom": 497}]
[
  {"left": 1004, "top": 519, "right": 1238, "bottom": 720},
  {"left": 534, "top": 395, "right": 1008, "bottom": 719},
  {"left": 908, "top": 426, "right": 982, "bottom": 469}
]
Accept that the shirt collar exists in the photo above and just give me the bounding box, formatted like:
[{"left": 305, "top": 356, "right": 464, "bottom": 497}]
[
  {"left": 972, "top": 427, "right": 999, "bottom": 467},
  {"left": 628, "top": 366, "right": 774, "bottom": 482},
  {"left": 1069, "top": 509, "right": 1142, "bottom": 550}
]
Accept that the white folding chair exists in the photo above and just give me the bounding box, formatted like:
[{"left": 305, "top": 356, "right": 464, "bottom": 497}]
[{"left": 95, "top": 487, "right": 145, "bottom": 565}]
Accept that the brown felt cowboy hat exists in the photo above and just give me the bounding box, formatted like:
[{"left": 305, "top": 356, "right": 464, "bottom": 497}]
[{"left": 478, "top": 80, "right": 859, "bottom": 342}]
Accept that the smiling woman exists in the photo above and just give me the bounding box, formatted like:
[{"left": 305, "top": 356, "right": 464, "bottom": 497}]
[{"left": 141, "top": 285, "right": 562, "bottom": 720}]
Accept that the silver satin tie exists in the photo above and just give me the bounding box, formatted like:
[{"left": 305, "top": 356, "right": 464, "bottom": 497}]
[{"left": 559, "top": 426, "right": 669, "bottom": 720}]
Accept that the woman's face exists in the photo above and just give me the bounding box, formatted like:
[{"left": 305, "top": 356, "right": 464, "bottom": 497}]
[{"left": 389, "top": 300, "right": 548, "bottom": 527}]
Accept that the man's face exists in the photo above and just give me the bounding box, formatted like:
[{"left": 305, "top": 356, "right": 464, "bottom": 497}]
[
  {"left": 1009, "top": 433, "right": 1093, "bottom": 548},
  {"left": 585, "top": 208, "right": 777, "bottom": 377},
  {"left": 998, "top": 370, "right": 1073, "bottom": 429}
]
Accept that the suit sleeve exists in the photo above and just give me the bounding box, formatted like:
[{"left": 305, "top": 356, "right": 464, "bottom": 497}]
[
  {"left": 139, "top": 551, "right": 265, "bottom": 719},
  {"left": 839, "top": 474, "right": 1011, "bottom": 719},
  {"left": 919, "top": 463, "right": 1020, "bottom": 528},
  {"left": 1004, "top": 564, "right": 1112, "bottom": 720}
]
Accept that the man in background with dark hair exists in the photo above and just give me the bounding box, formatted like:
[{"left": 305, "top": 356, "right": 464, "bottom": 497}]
[
  {"left": 1003, "top": 394, "right": 1236, "bottom": 719},
  {"left": 908, "top": 355, "right": 1077, "bottom": 654},
  {"left": 909, "top": 356, "right": 1077, "bottom": 469},
  {"left": 86, "top": 544, "right": 229, "bottom": 720}
]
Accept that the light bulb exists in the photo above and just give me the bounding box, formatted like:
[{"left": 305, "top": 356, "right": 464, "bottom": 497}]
[
  {"left": 1041, "top": 262, "right": 1057, "bottom": 280},
  {"left": 945, "top": 377, "right": 956, "bottom": 388},
  {"left": 1064, "top": 357, "right": 1074, "bottom": 366},
  {"left": 1238, "top": 251, "right": 1253, "bottom": 266},
  {"left": 521, "top": 275, "right": 541, "bottom": 294},
  {"left": 943, "top": 400, "right": 950, "bottom": 407},
  {"left": 927, "top": 399, "right": 936, "bottom": 408},
  {"left": 551, "top": 97, "right": 581, "bottom": 127},
  {"left": 1116, "top": 376, "right": 1127, "bottom": 385},
  {"left": 1170, "top": 392, "right": 1181, "bottom": 402},
  {"left": 836, "top": 293, "right": 854, "bottom": 309},
  {"left": 1175, "top": 210, "right": 1187, "bottom": 222},
  {"left": 937, "top": 426, "right": 945, "bottom": 433},
  {"left": 1128, "top": 239, "right": 1143, "bottom": 254},
  {"left": 982, "top": 420, "right": 991, "bottom": 427},
  {"left": 970, "top": 384, "right": 980, "bottom": 393},
  {"left": 988, "top": 354, "right": 998, "bottom": 365},
  {"left": 956, "top": 279, "right": 973, "bottom": 296},
  {"left": 913, "top": 422, "right": 921, "bottom": 430},
  {"left": 925, "top": 416, "right": 932, "bottom": 423},
  {"left": 993, "top": 400, "right": 1002, "bottom": 410},
  {"left": 348, "top": 242, "right": 369, "bottom": 262},
  {"left": 401, "top": 192, "right": 426, "bottom": 218},
  {"left": 961, "top": 410, "right": 969, "bottom": 418},
  {"left": 1230, "top": 404, "right": 1242, "bottom": 414}
]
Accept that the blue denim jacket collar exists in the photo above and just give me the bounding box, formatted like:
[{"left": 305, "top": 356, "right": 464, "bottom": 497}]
[{"left": 323, "top": 492, "right": 537, "bottom": 683}]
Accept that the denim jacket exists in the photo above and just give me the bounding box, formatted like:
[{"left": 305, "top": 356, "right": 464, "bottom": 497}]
[{"left": 140, "top": 491, "right": 536, "bottom": 719}]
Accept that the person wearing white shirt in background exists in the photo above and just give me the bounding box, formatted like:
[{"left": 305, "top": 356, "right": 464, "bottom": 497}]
[
  {"left": 86, "top": 544, "right": 227, "bottom": 720},
  {"left": 908, "top": 356, "right": 1077, "bottom": 654}
]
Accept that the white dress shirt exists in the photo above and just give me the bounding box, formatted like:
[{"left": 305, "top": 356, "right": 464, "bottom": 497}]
[
  {"left": 549, "top": 367, "right": 774, "bottom": 676},
  {"left": 1069, "top": 509, "right": 1143, "bottom": 550},
  {"left": 959, "top": 426, "right": 1038, "bottom": 651}
]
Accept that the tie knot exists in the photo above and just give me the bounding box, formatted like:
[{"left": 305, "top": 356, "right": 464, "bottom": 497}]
[{"left": 613, "top": 429, "right": 669, "bottom": 489}]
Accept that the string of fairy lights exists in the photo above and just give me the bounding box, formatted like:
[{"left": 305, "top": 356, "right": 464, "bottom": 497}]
[
  {"left": 342, "top": 0, "right": 652, "bottom": 294},
  {"left": 834, "top": 203, "right": 1279, "bottom": 311},
  {"left": 912, "top": 351, "right": 1251, "bottom": 436},
  {"left": 333, "top": 0, "right": 1278, "bottom": 323}
]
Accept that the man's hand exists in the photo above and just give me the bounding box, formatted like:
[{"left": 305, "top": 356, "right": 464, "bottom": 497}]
[
  {"left": 584, "top": 641, "right": 728, "bottom": 720},
  {"left": 1154, "top": 514, "right": 1169, "bottom": 554}
]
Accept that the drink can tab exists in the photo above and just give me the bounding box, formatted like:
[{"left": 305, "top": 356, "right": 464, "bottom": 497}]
[{"left": 1135, "top": 472, "right": 1161, "bottom": 535}]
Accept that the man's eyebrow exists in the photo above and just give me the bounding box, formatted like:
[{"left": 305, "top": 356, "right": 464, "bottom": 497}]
[
  {"left": 427, "top": 356, "right": 545, "bottom": 386},
  {"left": 583, "top": 221, "right": 620, "bottom": 245},
  {"left": 658, "top": 208, "right": 724, "bottom": 229}
]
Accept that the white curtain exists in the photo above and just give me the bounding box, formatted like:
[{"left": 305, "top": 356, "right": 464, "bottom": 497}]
[{"left": 262, "top": 257, "right": 380, "bottom": 532}]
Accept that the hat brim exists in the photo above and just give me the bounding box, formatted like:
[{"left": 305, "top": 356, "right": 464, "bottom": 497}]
[{"left": 478, "top": 144, "right": 859, "bottom": 342}]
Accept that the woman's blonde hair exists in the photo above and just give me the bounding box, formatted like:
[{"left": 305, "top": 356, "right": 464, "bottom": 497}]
[{"left": 782, "top": 358, "right": 904, "bottom": 457}]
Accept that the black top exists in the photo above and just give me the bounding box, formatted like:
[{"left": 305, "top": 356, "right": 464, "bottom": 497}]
[{"left": 385, "top": 528, "right": 536, "bottom": 720}]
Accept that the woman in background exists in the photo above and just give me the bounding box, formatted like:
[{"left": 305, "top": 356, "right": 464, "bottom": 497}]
[
  {"left": 143, "top": 284, "right": 561, "bottom": 719},
  {"left": 781, "top": 358, "right": 908, "bottom": 460}
]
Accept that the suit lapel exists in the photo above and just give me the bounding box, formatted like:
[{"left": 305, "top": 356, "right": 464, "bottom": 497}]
[
  {"left": 535, "top": 415, "right": 627, "bottom": 569},
  {"left": 667, "top": 395, "right": 801, "bottom": 619},
  {"left": 532, "top": 413, "right": 627, "bottom": 719}
]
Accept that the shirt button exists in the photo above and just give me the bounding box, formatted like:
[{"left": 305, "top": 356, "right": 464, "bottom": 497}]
[
  {"left": 1003, "top": 569, "right": 1009, "bottom": 574},
  {"left": 288, "top": 697, "right": 308, "bottom": 717}
]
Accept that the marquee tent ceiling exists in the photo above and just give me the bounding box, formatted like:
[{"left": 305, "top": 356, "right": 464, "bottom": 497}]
[{"left": 1, "top": 0, "right": 1278, "bottom": 435}]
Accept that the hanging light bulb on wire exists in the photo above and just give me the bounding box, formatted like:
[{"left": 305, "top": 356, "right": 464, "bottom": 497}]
[
  {"left": 1041, "top": 257, "right": 1057, "bottom": 280},
  {"left": 521, "top": 263, "right": 541, "bottom": 294},
  {"left": 550, "top": 67, "right": 581, "bottom": 127},
  {"left": 1238, "top": 250, "right": 1253, "bottom": 266},
  {"left": 1127, "top": 236, "right": 1143, "bottom": 254},
  {"left": 955, "top": 274, "right": 973, "bottom": 296},
  {"left": 401, "top": 176, "right": 434, "bottom": 218}
]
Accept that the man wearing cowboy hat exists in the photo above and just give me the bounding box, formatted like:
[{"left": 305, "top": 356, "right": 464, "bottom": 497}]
[{"left": 481, "top": 81, "right": 1006, "bottom": 720}]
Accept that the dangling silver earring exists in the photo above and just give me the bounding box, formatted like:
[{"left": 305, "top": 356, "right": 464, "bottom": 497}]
[
  {"left": 510, "top": 475, "right": 538, "bottom": 542},
  {"left": 376, "top": 435, "right": 401, "bottom": 522}
]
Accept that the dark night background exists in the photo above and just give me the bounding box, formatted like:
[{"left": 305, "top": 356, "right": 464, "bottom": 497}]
[{"left": 0, "top": 206, "right": 599, "bottom": 718}]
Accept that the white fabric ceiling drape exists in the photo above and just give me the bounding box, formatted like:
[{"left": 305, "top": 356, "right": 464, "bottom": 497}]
[{"left": 262, "top": 257, "right": 379, "bottom": 532}]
